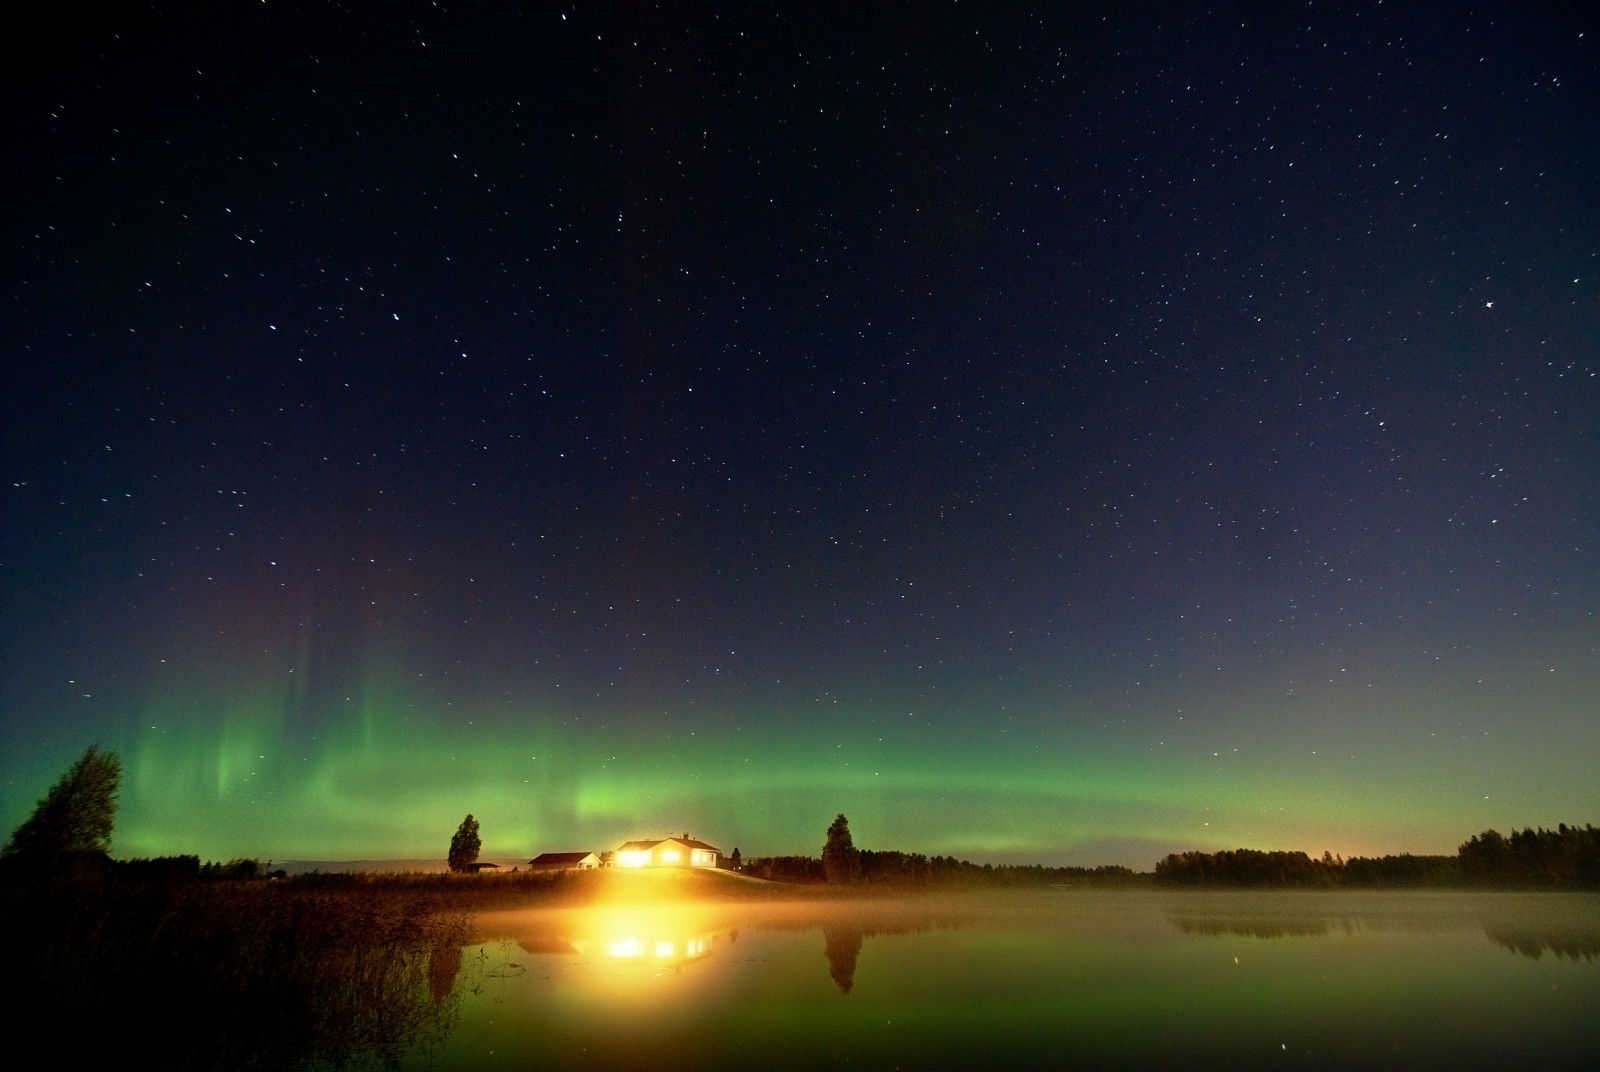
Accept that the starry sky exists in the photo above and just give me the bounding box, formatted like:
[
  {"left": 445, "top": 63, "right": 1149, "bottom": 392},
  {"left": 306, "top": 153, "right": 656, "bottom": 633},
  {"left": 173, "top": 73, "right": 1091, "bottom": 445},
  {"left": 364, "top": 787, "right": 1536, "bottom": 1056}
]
[{"left": 3, "top": 1, "right": 1597, "bottom": 869}]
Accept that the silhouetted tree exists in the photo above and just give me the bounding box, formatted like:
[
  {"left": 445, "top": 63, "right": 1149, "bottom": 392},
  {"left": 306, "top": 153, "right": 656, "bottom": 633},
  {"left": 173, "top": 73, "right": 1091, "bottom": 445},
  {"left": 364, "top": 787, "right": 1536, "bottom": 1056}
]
[
  {"left": 1154, "top": 848, "right": 1340, "bottom": 887},
  {"left": 200, "top": 857, "right": 264, "bottom": 880},
  {"left": 748, "top": 854, "right": 826, "bottom": 882},
  {"left": 3, "top": 745, "right": 121, "bottom": 861},
  {"left": 823, "top": 813, "right": 860, "bottom": 884},
  {"left": 447, "top": 814, "right": 481, "bottom": 873},
  {"left": 1342, "top": 853, "right": 1460, "bottom": 887},
  {"left": 1458, "top": 828, "right": 1513, "bottom": 884},
  {"left": 1458, "top": 825, "right": 1600, "bottom": 888}
]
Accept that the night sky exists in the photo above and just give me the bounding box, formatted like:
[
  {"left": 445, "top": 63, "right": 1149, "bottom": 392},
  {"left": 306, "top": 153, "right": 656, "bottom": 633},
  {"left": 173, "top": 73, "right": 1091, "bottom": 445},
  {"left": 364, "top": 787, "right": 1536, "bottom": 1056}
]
[{"left": 4, "top": 2, "right": 1597, "bottom": 868}]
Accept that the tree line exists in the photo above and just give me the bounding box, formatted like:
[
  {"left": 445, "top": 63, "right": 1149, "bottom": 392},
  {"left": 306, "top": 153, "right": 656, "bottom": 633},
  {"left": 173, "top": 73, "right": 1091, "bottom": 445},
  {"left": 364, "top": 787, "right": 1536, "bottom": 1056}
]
[
  {"left": 746, "top": 814, "right": 1142, "bottom": 887},
  {"left": 1154, "top": 824, "right": 1600, "bottom": 889},
  {"left": 746, "top": 852, "right": 1139, "bottom": 887},
  {"left": 8, "top": 748, "right": 1596, "bottom": 893}
]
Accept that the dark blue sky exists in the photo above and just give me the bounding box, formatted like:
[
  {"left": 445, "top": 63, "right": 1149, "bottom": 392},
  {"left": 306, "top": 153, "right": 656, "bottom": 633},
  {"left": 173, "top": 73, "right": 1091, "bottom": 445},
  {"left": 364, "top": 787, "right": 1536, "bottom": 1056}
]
[{"left": 4, "top": 2, "right": 1597, "bottom": 865}]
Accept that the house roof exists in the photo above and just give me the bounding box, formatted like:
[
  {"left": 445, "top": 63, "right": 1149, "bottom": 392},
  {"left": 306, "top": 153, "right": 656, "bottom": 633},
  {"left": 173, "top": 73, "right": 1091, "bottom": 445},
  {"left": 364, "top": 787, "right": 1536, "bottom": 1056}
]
[
  {"left": 617, "top": 836, "right": 722, "bottom": 854},
  {"left": 529, "top": 851, "right": 599, "bottom": 865}
]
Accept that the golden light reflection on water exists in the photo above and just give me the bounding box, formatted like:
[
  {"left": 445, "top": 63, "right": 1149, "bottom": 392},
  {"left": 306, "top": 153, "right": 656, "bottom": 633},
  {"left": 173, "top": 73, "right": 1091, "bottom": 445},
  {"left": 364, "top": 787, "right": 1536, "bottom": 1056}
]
[
  {"left": 581, "top": 907, "right": 718, "bottom": 966},
  {"left": 470, "top": 900, "right": 741, "bottom": 1009},
  {"left": 424, "top": 892, "right": 1600, "bottom": 1071}
]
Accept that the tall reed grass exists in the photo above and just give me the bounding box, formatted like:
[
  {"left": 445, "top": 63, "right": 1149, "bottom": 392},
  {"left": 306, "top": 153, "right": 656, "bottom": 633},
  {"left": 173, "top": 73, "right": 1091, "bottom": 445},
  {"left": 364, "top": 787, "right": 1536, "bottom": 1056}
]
[{"left": 1, "top": 870, "right": 470, "bottom": 1070}]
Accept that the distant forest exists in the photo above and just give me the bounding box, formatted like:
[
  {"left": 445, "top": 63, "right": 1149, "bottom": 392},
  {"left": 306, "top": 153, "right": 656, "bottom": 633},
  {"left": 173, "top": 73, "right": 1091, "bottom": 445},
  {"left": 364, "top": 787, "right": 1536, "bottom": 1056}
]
[
  {"left": 746, "top": 825, "right": 1600, "bottom": 890},
  {"left": 1154, "top": 825, "right": 1600, "bottom": 889},
  {"left": 745, "top": 850, "right": 1142, "bottom": 888}
]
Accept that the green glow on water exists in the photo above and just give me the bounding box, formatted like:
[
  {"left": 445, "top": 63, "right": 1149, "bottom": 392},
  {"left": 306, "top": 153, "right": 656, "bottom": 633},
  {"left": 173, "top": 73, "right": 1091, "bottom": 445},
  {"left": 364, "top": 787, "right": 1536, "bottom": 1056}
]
[{"left": 427, "top": 891, "right": 1600, "bottom": 1071}]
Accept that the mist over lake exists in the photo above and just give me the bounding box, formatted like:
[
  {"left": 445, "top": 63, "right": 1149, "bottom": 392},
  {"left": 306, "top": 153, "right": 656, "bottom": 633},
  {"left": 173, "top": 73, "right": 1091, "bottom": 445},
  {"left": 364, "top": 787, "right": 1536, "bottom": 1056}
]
[{"left": 405, "top": 890, "right": 1599, "bottom": 1071}]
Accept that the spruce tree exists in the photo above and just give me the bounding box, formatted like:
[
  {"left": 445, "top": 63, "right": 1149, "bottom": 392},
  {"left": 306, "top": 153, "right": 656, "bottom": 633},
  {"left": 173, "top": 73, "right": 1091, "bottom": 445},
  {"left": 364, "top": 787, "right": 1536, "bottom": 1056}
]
[
  {"left": 822, "top": 813, "right": 860, "bottom": 884},
  {"left": 448, "top": 813, "right": 482, "bottom": 872}
]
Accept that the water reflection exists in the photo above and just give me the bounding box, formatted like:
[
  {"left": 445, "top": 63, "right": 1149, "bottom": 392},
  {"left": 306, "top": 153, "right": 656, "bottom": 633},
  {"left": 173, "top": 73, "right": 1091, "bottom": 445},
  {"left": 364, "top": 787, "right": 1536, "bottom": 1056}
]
[
  {"left": 430, "top": 892, "right": 1600, "bottom": 1071},
  {"left": 429, "top": 940, "right": 463, "bottom": 1005},
  {"left": 822, "top": 926, "right": 865, "bottom": 991},
  {"left": 1483, "top": 923, "right": 1600, "bottom": 960},
  {"left": 599, "top": 929, "right": 717, "bottom": 965},
  {"left": 1171, "top": 917, "right": 1332, "bottom": 939},
  {"left": 472, "top": 897, "right": 979, "bottom": 995},
  {"left": 1480, "top": 898, "right": 1600, "bottom": 961},
  {"left": 1165, "top": 891, "right": 1600, "bottom": 961},
  {"left": 477, "top": 903, "right": 733, "bottom": 979}
]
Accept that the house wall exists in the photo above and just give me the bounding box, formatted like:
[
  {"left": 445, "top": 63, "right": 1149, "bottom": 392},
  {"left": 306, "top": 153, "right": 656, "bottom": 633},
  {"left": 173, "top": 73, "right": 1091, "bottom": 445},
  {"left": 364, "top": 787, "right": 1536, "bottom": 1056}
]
[
  {"left": 615, "top": 839, "right": 721, "bottom": 868},
  {"left": 649, "top": 843, "right": 687, "bottom": 867}
]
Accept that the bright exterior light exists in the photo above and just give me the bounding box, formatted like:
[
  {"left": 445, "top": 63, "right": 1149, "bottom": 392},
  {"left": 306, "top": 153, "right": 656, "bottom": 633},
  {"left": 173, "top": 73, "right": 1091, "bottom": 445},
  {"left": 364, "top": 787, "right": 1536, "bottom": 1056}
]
[
  {"left": 608, "top": 937, "right": 643, "bottom": 958},
  {"left": 654, "top": 941, "right": 675, "bottom": 959},
  {"left": 617, "top": 849, "right": 650, "bottom": 868},
  {"left": 660, "top": 849, "right": 681, "bottom": 863}
]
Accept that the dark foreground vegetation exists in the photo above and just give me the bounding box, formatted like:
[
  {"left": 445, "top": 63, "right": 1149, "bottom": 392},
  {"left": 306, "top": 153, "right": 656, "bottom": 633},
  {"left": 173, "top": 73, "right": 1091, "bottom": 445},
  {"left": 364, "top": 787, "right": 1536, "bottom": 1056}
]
[
  {"left": 1155, "top": 824, "right": 1600, "bottom": 889},
  {"left": 0, "top": 856, "right": 874, "bottom": 1069},
  {"left": 0, "top": 860, "right": 474, "bottom": 1070}
]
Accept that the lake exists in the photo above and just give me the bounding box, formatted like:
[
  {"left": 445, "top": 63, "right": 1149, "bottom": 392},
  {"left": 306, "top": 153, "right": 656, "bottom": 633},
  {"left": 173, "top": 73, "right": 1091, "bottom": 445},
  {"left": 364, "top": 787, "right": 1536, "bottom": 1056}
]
[{"left": 394, "top": 889, "right": 1599, "bottom": 1070}]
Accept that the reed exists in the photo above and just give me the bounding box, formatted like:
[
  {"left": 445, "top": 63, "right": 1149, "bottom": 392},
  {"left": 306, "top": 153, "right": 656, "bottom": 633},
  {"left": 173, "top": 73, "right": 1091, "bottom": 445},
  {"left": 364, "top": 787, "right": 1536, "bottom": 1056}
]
[{"left": 0, "top": 872, "right": 469, "bottom": 1070}]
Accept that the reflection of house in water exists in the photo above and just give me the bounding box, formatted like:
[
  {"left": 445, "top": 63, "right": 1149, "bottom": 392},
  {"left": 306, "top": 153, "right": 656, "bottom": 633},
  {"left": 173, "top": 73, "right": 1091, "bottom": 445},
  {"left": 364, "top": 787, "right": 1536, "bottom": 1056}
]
[
  {"left": 527, "top": 851, "right": 602, "bottom": 872},
  {"left": 613, "top": 834, "right": 722, "bottom": 869},
  {"left": 600, "top": 930, "right": 717, "bottom": 966},
  {"left": 516, "top": 935, "right": 582, "bottom": 956},
  {"left": 497, "top": 911, "right": 724, "bottom": 970}
]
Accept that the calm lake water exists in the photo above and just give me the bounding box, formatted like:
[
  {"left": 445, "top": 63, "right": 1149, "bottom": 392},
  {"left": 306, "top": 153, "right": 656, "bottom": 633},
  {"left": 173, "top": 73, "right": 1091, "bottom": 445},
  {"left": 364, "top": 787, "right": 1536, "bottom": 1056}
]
[{"left": 400, "top": 890, "right": 1599, "bottom": 1071}]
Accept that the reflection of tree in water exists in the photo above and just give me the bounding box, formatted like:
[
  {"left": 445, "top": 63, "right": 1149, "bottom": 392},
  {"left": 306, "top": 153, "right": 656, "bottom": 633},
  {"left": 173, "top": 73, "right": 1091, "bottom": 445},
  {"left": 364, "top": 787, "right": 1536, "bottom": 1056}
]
[
  {"left": 430, "top": 940, "right": 464, "bottom": 1004},
  {"left": 1168, "top": 899, "right": 1600, "bottom": 961},
  {"left": 814, "top": 912, "right": 975, "bottom": 993},
  {"left": 1171, "top": 917, "right": 1332, "bottom": 939},
  {"left": 823, "top": 926, "right": 866, "bottom": 992},
  {"left": 1483, "top": 922, "right": 1600, "bottom": 961}
]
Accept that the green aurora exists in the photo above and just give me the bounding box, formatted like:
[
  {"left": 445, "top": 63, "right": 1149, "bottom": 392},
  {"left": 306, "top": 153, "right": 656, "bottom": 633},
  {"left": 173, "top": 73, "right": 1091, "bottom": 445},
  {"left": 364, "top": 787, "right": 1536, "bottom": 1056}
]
[
  {"left": 6, "top": 637, "right": 1595, "bottom": 867},
  {"left": 4, "top": 0, "right": 1599, "bottom": 875}
]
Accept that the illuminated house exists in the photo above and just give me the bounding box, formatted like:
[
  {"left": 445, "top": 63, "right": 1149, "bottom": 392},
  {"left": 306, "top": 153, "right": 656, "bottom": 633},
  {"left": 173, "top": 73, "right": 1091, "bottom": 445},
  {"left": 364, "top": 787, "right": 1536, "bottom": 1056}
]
[
  {"left": 527, "top": 851, "right": 602, "bottom": 872},
  {"left": 612, "top": 834, "right": 722, "bottom": 869}
]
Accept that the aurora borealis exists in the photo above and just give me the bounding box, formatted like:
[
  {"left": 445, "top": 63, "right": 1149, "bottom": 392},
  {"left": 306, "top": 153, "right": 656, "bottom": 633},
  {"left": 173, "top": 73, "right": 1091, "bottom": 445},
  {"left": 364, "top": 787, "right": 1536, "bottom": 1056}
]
[{"left": 4, "top": 2, "right": 1597, "bottom": 868}]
